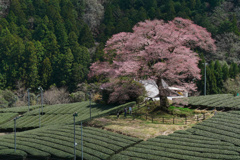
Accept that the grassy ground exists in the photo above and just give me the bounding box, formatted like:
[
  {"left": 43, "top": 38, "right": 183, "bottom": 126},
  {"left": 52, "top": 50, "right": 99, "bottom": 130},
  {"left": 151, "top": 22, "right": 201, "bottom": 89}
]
[
  {"left": 87, "top": 105, "right": 215, "bottom": 140},
  {"left": 88, "top": 116, "right": 191, "bottom": 140}
]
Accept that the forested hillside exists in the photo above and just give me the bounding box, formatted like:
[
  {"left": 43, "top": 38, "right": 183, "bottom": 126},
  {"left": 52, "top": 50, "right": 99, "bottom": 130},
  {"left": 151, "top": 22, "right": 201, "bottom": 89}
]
[
  {"left": 0, "top": 0, "right": 240, "bottom": 94},
  {"left": 0, "top": 0, "right": 94, "bottom": 91}
]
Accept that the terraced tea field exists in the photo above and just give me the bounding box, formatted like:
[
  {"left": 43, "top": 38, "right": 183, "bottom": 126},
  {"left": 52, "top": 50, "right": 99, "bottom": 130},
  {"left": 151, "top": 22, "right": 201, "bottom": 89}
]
[
  {"left": 0, "top": 105, "right": 41, "bottom": 113},
  {"left": 2, "top": 109, "right": 240, "bottom": 159},
  {"left": 112, "top": 111, "right": 240, "bottom": 159},
  {"left": 0, "top": 125, "right": 141, "bottom": 160},
  {"left": 2, "top": 97, "right": 240, "bottom": 160},
  {"left": 187, "top": 94, "right": 240, "bottom": 109},
  {"left": 0, "top": 101, "right": 135, "bottom": 131}
]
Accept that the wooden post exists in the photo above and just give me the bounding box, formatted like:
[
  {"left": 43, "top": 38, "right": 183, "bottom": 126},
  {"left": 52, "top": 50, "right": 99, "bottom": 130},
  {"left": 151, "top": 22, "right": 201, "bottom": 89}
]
[
  {"left": 197, "top": 115, "right": 199, "bottom": 122},
  {"left": 173, "top": 117, "right": 175, "bottom": 124}
]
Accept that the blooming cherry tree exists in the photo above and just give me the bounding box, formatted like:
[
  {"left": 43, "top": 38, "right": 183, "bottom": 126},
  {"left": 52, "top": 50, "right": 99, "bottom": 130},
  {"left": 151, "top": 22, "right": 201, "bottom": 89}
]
[{"left": 89, "top": 17, "right": 216, "bottom": 109}]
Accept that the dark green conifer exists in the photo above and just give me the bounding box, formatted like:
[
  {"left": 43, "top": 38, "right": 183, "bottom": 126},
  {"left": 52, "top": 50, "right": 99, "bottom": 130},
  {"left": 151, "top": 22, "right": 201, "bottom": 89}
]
[
  {"left": 214, "top": 60, "right": 223, "bottom": 93},
  {"left": 222, "top": 63, "right": 229, "bottom": 81}
]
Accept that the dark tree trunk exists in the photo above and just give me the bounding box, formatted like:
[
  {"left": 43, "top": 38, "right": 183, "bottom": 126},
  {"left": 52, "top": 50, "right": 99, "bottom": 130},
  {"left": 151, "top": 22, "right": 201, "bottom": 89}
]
[
  {"left": 157, "top": 78, "right": 170, "bottom": 112},
  {"left": 159, "top": 95, "right": 169, "bottom": 111}
]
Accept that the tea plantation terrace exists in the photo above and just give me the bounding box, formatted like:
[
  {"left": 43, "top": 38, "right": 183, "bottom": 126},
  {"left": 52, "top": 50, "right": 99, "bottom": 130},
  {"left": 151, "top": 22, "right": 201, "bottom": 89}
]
[
  {"left": 0, "top": 101, "right": 135, "bottom": 132},
  {"left": 1, "top": 97, "right": 240, "bottom": 159},
  {"left": 187, "top": 94, "right": 240, "bottom": 110},
  {"left": 112, "top": 111, "right": 240, "bottom": 159},
  {"left": 1, "top": 109, "right": 240, "bottom": 159}
]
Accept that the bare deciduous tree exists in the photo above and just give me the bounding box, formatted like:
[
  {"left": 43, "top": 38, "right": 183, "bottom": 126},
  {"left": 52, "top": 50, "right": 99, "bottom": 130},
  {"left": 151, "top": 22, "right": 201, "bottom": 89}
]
[
  {"left": 0, "top": 0, "right": 11, "bottom": 18},
  {"left": 43, "top": 86, "right": 70, "bottom": 105},
  {"left": 209, "top": 3, "right": 230, "bottom": 27},
  {"left": 82, "top": 0, "right": 104, "bottom": 32},
  {"left": 214, "top": 32, "right": 240, "bottom": 63}
]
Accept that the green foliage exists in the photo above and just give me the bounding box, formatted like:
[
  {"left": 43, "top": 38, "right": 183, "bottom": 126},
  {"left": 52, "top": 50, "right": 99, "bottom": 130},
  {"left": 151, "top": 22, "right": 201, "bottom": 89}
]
[
  {"left": 102, "top": 79, "right": 146, "bottom": 104},
  {"left": 206, "top": 63, "right": 218, "bottom": 94},
  {"left": 79, "top": 24, "right": 95, "bottom": 48},
  {"left": 222, "top": 63, "right": 229, "bottom": 81},
  {"left": 0, "top": 0, "right": 238, "bottom": 94},
  {"left": 207, "top": 0, "right": 224, "bottom": 9},
  {"left": 69, "top": 91, "right": 86, "bottom": 102},
  {"left": 229, "top": 62, "right": 239, "bottom": 78},
  {"left": 214, "top": 61, "right": 223, "bottom": 93},
  {"left": 0, "top": 96, "right": 8, "bottom": 108},
  {"left": 97, "top": 0, "right": 218, "bottom": 45},
  {"left": 0, "top": 0, "right": 92, "bottom": 91},
  {"left": 25, "top": 41, "right": 39, "bottom": 88},
  {"left": 223, "top": 75, "right": 240, "bottom": 95},
  {"left": 136, "top": 96, "right": 145, "bottom": 105},
  {"left": 168, "top": 106, "right": 194, "bottom": 116},
  {"left": 164, "top": 0, "right": 176, "bottom": 21},
  {"left": 41, "top": 57, "right": 52, "bottom": 88},
  {"left": 197, "top": 57, "right": 239, "bottom": 95},
  {"left": 1, "top": 90, "right": 16, "bottom": 107}
]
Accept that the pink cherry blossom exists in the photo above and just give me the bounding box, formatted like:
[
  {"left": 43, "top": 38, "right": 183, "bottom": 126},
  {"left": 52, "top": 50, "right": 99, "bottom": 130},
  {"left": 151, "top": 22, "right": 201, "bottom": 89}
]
[{"left": 89, "top": 18, "right": 216, "bottom": 107}]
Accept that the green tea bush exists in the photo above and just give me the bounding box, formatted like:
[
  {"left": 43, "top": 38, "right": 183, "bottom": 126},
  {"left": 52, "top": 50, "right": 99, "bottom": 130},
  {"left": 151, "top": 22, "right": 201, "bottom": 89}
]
[{"left": 0, "top": 149, "right": 27, "bottom": 160}]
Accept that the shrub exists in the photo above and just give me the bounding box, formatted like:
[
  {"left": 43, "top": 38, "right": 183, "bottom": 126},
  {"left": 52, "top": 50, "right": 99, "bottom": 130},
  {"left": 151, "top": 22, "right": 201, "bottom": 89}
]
[
  {"left": 136, "top": 96, "right": 145, "bottom": 105},
  {"left": 223, "top": 75, "right": 240, "bottom": 94},
  {"left": 2, "top": 90, "right": 15, "bottom": 102},
  {"left": 146, "top": 101, "right": 158, "bottom": 111},
  {"left": 0, "top": 96, "right": 7, "bottom": 108},
  {"left": 93, "top": 93, "right": 102, "bottom": 103},
  {"left": 1, "top": 90, "right": 17, "bottom": 107},
  {"left": 30, "top": 93, "right": 36, "bottom": 105},
  {"left": 168, "top": 106, "right": 194, "bottom": 116},
  {"left": 102, "top": 78, "right": 146, "bottom": 104},
  {"left": 69, "top": 91, "right": 86, "bottom": 102}
]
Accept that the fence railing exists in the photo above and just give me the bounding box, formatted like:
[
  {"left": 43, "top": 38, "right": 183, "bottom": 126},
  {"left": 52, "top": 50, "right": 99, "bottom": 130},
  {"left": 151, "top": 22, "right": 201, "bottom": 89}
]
[{"left": 125, "top": 112, "right": 207, "bottom": 125}]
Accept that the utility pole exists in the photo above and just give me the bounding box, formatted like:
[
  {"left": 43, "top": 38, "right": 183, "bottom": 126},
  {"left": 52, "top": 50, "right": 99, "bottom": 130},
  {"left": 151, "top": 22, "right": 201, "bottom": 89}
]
[
  {"left": 89, "top": 92, "right": 92, "bottom": 120},
  {"left": 14, "top": 115, "right": 21, "bottom": 152},
  {"left": 38, "top": 86, "right": 43, "bottom": 114},
  {"left": 73, "top": 112, "right": 78, "bottom": 160},
  {"left": 81, "top": 121, "right": 83, "bottom": 160},
  {"left": 39, "top": 103, "right": 41, "bottom": 128},
  {"left": 27, "top": 88, "right": 31, "bottom": 112},
  {"left": 203, "top": 63, "right": 208, "bottom": 96}
]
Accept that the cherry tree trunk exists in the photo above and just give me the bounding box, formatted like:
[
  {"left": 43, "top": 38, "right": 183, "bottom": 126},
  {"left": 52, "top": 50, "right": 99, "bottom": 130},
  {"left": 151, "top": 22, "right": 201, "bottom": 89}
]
[
  {"left": 157, "top": 79, "right": 170, "bottom": 112},
  {"left": 159, "top": 95, "right": 169, "bottom": 111}
]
